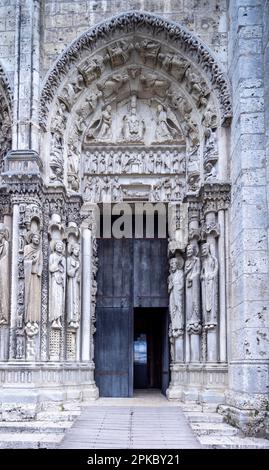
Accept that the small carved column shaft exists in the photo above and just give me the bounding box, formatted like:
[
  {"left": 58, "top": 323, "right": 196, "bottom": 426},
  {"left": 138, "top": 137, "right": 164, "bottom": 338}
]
[
  {"left": 185, "top": 204, "right": 201, "bottom": 363},
  {"left": 9, "top": 203, "right": 20, "bottom": 359},
  {"left": 218, "top": 208, "right": 227, "bottom": 362},
  {"left": 81, "top": 223, "right": 92, "bottom": 361},
  {"left": 202, "top": 209, "right": 219, "bottom": 363}
]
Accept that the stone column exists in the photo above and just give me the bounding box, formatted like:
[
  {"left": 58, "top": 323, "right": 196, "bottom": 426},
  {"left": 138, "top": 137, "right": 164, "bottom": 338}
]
[
  {"left": 0, "top": 215, "right": 11, "bottom": 361},
  {"left": 185, "top": 202, "right": 202, "bottom": 363},
  {"left": 81, "top": 223, "right": 92, "bottom": 362},
  {"left": 201, "top": 197, "right": 220, "bottom": 363},
  {"left": 80, "top": 204, "right": 99, "bottom": 400},
  {"left": 166, "top": 203, "right": 188, "bottom": 400},
  {"left": 220, "top": 0, "right": 269, "bottom": 436},
  {"left": 218, "top": 207, "right": 227, "bottom": 363},
  {"left": 13, "top": 0, "right": 40, "bottom": 151},
  {"left": 9, "top": 202, "right": 20, "bottom": 359}
]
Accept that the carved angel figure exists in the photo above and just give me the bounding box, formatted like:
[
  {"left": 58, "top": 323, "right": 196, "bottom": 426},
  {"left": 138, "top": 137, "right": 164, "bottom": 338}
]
[
  {"left": 0, "top": 223, "right": 9, "bottom": 325},
  {"left": 168, "top": 257, "right": 184, "bottom": 338},
  {"left": 155, "top": 105, "right": 183, "bottom": 143},
  {"left": 85, "top": 105, "right": 112, "bottom": 142},
  {"left": 49, "top": 240, "right": 66, "bottom": 329},
  {"left": 24, "top": 231, "right": 43, "bottom": 326}
]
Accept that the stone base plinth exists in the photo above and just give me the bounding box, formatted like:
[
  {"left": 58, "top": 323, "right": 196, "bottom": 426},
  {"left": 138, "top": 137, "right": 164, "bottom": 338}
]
[
  {"left": 167, "top": 363, "right": 228, "bottom": 405},
  {"left": 219, "top": 391, "right": 269, "bottom": 438},
  {"left": 0, "top": 362, "right": 99, "bottom": 421}
]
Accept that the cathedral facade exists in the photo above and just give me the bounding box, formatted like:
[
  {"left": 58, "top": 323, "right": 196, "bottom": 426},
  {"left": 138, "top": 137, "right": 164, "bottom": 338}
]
[{"left": 0, "top": 0, "right": 268, "bottom": 437}]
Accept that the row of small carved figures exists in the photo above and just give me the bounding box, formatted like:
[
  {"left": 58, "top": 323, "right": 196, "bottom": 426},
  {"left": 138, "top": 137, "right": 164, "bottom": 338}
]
[
  {"left": 83, "top": 176, "right": 184, "bottom": 202},
  {"left": 83, "top": 151, "right": 186, "bottom": 174}
]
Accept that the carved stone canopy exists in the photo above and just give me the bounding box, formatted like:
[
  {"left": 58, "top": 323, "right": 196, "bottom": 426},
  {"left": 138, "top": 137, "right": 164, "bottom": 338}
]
[{"left": 39, "top": 11, "right": 232, "bottom": 199}]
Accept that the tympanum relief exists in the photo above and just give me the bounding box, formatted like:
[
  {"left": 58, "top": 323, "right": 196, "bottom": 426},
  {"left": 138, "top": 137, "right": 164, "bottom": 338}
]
[{"left": 44, "top": 34, "right": 221, "bottom": 199}]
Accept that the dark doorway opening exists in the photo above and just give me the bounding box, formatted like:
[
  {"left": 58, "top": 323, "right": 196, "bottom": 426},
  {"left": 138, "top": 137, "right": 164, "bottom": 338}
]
[
  {"left": 134, "top": 308, "right": 169, "bottom": 391},
  {"left": 95, "top": 213, "right": 169, "bottom": 397}
]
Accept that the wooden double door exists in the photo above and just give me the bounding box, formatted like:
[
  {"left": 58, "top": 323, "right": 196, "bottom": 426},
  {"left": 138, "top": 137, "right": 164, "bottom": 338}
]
[{"left": 95, "top": 236, "right": 169, "bottom": 397}]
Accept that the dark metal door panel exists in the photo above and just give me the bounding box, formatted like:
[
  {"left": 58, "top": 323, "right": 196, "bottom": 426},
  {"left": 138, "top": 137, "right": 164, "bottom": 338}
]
[
  {"left": 97, "top": 237, "right": 133, "bottom": 308},
  {"left": 133, "top": 238, "right": 168, "bottom": 308},
  {"left": 161, "top": 309, "right": 170, "bottom": 395},
  {"left": 95, "top": 237, "right": 133, "bottom": 397},
  {"left": 95, "top": 307, "right": 132, "bottom": 397}
]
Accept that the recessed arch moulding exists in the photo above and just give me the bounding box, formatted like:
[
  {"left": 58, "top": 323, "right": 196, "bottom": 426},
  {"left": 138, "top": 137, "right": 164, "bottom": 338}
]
[
  {"left": 0, "top": 13, "right": 232, "bottom": 410},
  {"left": 40, "top": 11, "right": 232, "bottom": 200}
]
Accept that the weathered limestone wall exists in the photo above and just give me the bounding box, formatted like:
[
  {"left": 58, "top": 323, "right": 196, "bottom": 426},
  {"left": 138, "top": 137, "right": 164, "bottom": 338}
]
[
  {"left": 0, "top": 0, "right": 16, "bottom": 84},
  {"left": 222, "top": 0, "right": 269, "bottom": 436},
  {"left": 42, "top": 0, "right": 228, "bottom": 77}
]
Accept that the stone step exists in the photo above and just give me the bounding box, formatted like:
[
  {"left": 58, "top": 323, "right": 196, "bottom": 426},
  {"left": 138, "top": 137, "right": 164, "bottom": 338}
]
[
  {"left": 36, "top": 410, "right": 80, "bottom": 422},
  {"left": 0, "top": 433, "right": 64, "bottom": 449},
  {"left": 0, "top": 420, "right": 72, "bottom": 433},
  {"left": 185, "top": 412, "right": 224, "bottom": 424},
  {"left": 199, "top": 435, "right": 269, "bottom": 449},
  {"left": 191, "top": 422, "right": 238, "bottom": 436}
]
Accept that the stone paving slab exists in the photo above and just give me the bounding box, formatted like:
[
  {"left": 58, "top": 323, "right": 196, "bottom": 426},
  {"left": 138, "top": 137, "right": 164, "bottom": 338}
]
[{"left": 59, "top": 404, "right": 201, "bottom": 449}]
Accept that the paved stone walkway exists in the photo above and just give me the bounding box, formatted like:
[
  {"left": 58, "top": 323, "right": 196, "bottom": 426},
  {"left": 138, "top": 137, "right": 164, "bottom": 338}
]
[{"left": 59, "top": 393, "right": 201, "bottom": 449}]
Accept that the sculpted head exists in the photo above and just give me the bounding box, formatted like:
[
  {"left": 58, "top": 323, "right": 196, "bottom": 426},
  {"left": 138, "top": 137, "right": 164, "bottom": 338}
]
[
  {"left": 170, "top": 255, "right": 184, "bottom": 272},
  {"left": 170, "top": 258, "right": 178, "bottom": 272},
  {"left": 71, "top": 243, "right": 80, "bottom": 258},
  {"left": 186, "top": 244, "right": 194, "bottom": 257},
  {"left": 0, "top": 223, "right": 9, "bottom": 243},
  {"left": 30, "top": 232, "right": 41, "bottom": 246},
  {"left": 55, "top": 240, "right": 64, "bottom": 254},
  {"left": 201, "top": 243, "right": 210, "bottom": 257}
]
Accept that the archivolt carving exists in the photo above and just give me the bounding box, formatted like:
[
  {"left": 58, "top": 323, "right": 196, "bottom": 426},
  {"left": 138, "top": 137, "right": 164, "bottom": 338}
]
[
  {"left": 40, "top": 11, "right": 231, "bottom": 201},
  {"left": 0, "top": 63, "right": 12, "bottom": 169},
  {"left": 40, "top": 11, "right": 231, "bottom": 127}
]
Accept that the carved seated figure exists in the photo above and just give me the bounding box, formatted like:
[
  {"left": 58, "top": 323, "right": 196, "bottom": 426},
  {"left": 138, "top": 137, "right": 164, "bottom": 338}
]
[{"left": 122, "top": 96, "right": 145, "bottom": 143}]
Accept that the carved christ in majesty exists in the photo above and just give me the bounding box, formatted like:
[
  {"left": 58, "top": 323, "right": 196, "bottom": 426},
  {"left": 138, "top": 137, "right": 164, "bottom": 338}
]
[{"left": 122, "top": 95, "right": 145, "bottom": 142}]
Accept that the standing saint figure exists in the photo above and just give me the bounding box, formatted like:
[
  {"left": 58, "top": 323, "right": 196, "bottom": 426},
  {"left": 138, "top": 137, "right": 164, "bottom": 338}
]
[
  {"left": 24, "top": 232, "right": 43, "bottom": 326},
  {"left": 67, "top": 243, "right": 80, "bottom": 329},
  {"left": 168, "top": 256, "right": 184, "bottom": 338},
  {"left": 49, "top": 240, "right": 66, "bottom": 329},
  {"left": 200, "top": 243, "right": 218, "bottom": 327},
  {"left": 184, "top": 244, "right": 201, "bottom": 329},
  {"left": 0, "top": 223, "right": 9, "bottom": 325}
]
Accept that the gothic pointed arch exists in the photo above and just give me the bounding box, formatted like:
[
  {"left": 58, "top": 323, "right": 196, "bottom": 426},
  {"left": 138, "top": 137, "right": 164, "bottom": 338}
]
[
  {"left": 39, "top": 10, "right": 232, "bottom": 197},
  {"left": 0, "top": 62, "right": 12, "bottom": 170}
]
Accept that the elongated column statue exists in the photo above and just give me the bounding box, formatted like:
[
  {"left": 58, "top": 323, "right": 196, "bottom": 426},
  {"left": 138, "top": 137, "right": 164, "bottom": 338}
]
[
  {"left": 168, "top": 256, "right": 184, "bottom": 362},
  {"left": 0, "top": 223, "right": 10, "bottom": 326},
  {"left": 67, "top": 242, "right": 80, "bottom": 329},
  {"left": 49, "top": 240, "right": 66, "bottom": 329},
  {"left": 185, "top": 244, "right": 201, "bottom": 361},
  {"left": 24, "top": 232, "right": 43, "bottom": 333},
  {"left": 201, "top": 242, "right": 218, "bottom": 361}
]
